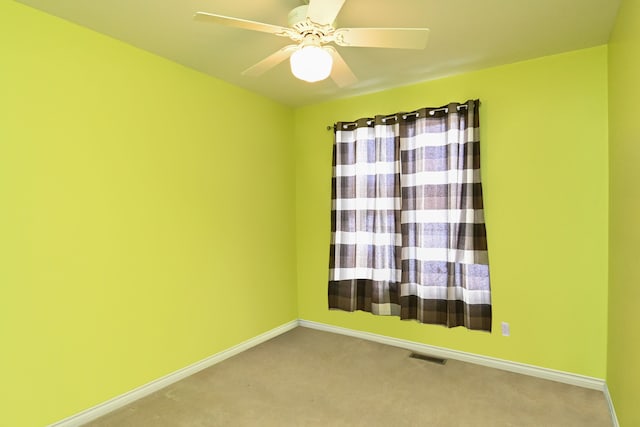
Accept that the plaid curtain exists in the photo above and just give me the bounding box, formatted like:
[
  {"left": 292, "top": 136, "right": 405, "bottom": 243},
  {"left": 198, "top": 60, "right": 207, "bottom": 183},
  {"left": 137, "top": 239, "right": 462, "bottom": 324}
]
[{"left": 328, "top": 99, "right": 492, "bottom": 331}]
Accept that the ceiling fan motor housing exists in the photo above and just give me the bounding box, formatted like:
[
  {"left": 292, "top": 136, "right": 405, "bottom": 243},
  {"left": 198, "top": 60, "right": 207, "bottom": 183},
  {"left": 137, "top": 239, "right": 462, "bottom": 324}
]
[{"left": 288, "top": 5, "right": 336, "bottom": 48}]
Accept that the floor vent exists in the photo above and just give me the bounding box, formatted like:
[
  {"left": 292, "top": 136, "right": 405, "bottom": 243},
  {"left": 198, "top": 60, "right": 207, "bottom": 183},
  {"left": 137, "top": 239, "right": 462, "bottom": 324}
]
[{"left": 409, "top": 352, "right": 447, "bottom": 365}]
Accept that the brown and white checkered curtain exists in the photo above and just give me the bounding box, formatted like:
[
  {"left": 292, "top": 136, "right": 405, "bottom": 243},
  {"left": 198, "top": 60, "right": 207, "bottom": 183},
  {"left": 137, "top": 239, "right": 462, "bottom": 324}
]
[{"left": 328, "top": 99, "right": 492, "bottom": 331}]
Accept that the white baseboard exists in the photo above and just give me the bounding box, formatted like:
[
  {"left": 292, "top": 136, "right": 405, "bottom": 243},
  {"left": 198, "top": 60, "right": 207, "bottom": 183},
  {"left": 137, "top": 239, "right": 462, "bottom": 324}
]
[
  {"left": 603, "top": 383, "right": 620, "bottom": 427},
  {"left": 298, "top": 319, "right": 607, "bottom": 391},
  {"left": 48, "top": 320, "right": 298, "bottom": 427},
  {"left": 49, "top": 318, "right": 619, "bottom": 427}
]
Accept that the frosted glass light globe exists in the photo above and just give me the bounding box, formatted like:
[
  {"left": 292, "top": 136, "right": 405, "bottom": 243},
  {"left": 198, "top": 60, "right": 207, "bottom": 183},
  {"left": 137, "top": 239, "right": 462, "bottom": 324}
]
[{"left": 290, "top": 45, "right": 333, "bottom": 83}]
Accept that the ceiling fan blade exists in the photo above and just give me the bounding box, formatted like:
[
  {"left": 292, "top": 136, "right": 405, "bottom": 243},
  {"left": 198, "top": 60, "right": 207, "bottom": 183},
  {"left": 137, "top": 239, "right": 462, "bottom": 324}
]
[
  {"left": 242, "top": 45, "right": 298, "bottom": 77},
  {"left": 306, "top": 0, "right": 346, "bottom": 25},
  {"left": 325, "top": 46, "right": 358, "bottom": 88},
  {"left": 194, "top": 12, "right": 293, "bottom": 37},
  {"left": 334, "top": 27, "right": 430, "bottom": 49}
]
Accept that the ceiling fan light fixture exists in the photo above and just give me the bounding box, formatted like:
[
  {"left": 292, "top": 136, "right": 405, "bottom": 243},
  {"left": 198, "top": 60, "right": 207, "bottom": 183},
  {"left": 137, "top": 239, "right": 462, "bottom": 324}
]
[{"left": 290, "top": 45, "right": 333, "bottom": 83}]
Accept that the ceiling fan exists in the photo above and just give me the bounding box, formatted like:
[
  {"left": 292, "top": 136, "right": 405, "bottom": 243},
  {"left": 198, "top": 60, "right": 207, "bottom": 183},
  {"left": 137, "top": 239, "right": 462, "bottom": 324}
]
[{"left": 194, "top": 0, "right": 429, "bottom": 86}]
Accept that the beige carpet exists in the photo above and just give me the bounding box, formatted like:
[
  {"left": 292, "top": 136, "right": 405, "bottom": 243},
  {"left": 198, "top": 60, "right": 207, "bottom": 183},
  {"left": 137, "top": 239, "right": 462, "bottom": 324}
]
[{"left": 86, "top": 327, "right": 612, "bottom": 426}]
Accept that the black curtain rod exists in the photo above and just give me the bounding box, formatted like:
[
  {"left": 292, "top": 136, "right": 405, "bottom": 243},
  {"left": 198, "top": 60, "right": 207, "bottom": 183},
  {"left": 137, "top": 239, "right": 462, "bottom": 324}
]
[{"left": 327, "top": 104, "right": 469, "bottom": 131}]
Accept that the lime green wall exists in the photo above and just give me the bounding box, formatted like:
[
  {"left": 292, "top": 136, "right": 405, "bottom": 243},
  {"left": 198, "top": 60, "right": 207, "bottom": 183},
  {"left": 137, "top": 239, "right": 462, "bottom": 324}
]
[
  {"left": 0, "top": 2, "right": 297, "bottom": 426},
  {"left": 295, "top": 46, "right": 609, "bottom": 379},
  {"left": 608, "top": 0, "right": 640, "bottom": 424},
  {"left": 0, "top": 0, "right": 618, "bottom": 424}
]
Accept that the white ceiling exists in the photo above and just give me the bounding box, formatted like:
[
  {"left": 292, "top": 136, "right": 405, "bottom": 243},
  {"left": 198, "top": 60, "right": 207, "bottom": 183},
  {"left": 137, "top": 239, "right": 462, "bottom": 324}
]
[{"left": 16, "top": 0, "right": 620, "bottom": 107}]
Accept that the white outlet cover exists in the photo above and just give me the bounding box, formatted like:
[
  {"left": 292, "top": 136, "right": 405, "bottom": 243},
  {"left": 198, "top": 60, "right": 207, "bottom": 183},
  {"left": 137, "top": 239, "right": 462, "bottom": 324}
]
[{"left": 501, "top": 322, "right": 510, "bottom": 336}]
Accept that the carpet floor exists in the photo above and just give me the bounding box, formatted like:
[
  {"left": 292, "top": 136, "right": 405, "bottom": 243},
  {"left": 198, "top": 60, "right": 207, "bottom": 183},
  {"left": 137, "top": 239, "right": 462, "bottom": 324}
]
[{"left": 86, "top": 326, "right": 612, "bottom": 426}]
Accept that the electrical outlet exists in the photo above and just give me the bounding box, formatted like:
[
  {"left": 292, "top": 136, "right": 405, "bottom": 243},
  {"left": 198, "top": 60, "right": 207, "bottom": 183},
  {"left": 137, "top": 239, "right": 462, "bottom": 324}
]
[{"left": 501, "top": 322, "right": 510, "bottom": 336}]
